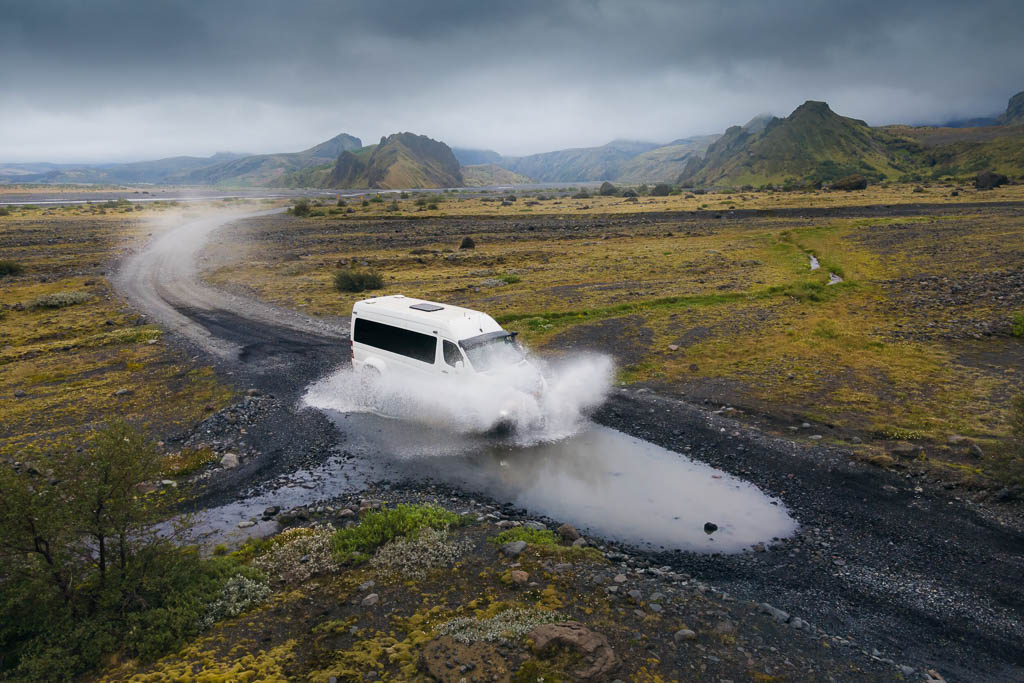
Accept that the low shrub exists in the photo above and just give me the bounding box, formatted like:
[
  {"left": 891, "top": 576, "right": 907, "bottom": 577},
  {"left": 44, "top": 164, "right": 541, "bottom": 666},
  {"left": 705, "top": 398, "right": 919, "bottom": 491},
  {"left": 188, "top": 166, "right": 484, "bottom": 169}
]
[
  {"left": 370, "top": 526, "right": 473, "bottom": 579},
  {"left": 0, "top": 207, "right": 10, "bottom": 216},
  {"left": 427, "top": 203, "right": 439, "bottom": 210},
  {"left": 253, "top": 525, "right": 338, "bottom": 584},
  {"left": 386, "top": 199, "right": 399, "bottom": 212},
  {"left": 460, "top": 236, "right": 476, "bottom": 249},
  {"left": 200, "top": 574, "right": 271, "bottom": 628},
  {"left": 290, "top": 199, "right": 311, "bottom": 217},
  {"left": 831, "top": 174, "right": 868, "bottom": 191},
  {"left": 438, "top": 608, "right": 560, "bottom": 644},
  {"left": 334, "top": 268, "right": 384, "bottom": 293},
  {"left": 361, "top": 199, "right": 370, "bottom": 207},
  {"left": 650, "top": 183, "right": 672, "bottom": 196},
  {"left": 330, "top": 504, "right": 462, "bottom": 564},
  {"left": 1011, "top": 312, "right": 1024, "bottom": 338},
  {"left": 570, "top": 191, "right": 590, "bottom": 199},
  {"left": 369, "top": 196, "right": 384, "bottom": 204},
  {"left": 0, "top": 260, "right": 24, "bottom": 277},
  {"left": 498, "top": 273, "right": 521, "bottom": 284},
  {"left": 336, "top": 198, "right": 347, "bottom": 207},
  {"left": 30, "top": 291, "right": 92, "bottom": 309},
  {"left": 162, "top": 446, "right": 217, "bottom": 476}
]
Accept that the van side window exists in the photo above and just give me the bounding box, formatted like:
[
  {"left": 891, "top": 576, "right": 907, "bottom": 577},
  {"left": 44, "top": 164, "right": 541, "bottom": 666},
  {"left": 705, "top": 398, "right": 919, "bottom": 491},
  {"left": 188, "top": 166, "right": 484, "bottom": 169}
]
[
  {"left": 353, "top": 318, "right": 436, "bottom": 364},
  {"left": 443, "top": 340, "right": 463, "bottom": 367}
]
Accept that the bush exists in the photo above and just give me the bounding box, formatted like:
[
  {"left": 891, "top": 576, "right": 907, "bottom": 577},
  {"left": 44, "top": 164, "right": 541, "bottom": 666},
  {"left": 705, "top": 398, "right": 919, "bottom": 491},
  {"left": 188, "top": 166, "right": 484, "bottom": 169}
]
[
  {"left": 0, "top": 207, "right": 10, "bottom": 216},
  {"left": 427, "top": 203, "right": 439, "bottom": 210},
  {"left": 650, "top": 183, "right": 672, "bottom": 196},
  {"left": 438, "top": 608, "right": 560, "bottom": 644},
  {"left": 386, "top": 199, "right": 399, "bottom": 212},
  {"left": 369, "top": 196, "right": 384, "bottom": 204},
  {"left": 975, "top": 170, "right": 1008, "bottom": 190},
  {"left": 334, "top": 268, "right": 384, "bottom": 293},
  {"left": 831, "top": 174, "right": 868, "bottom": 191},
  {"left": 498, "top": 273, "right": 521, "bottom": 284},
  {"left": 598, "top": 181, "right": 617, "bottom": 196},
  {"left": 330, "top": 504, "right": 462, "bottom": 564},
  {"left": 361, "top": 199, "right": 370, "bottom": 207},
  {"left": 621, "top": 189, "right": 638, "bottom": 198},
  {"left": 571, "top": 191, "right": 590, "bottom": 199},
  {"left": 30, "top": 291, "right": 92, "bottom": 309},
  {"left": 1013, "top": 312, "right": 1024, "bottom": 338},
  {"left": 200, "top": 574, "right": 271, "bottom": 628},
  {"left": 415, "top": 197, "right": 428, "bottom": 207},
  {"left": 254, "top": 526, "right": 338, "bottom": 583},
  {"left": 370, "top": 526, "right": 473, "bottom": 579},
  {"left": 290, "top": 199, "right": 311, "bottom": 216},
  {"left": 0, "top": 260, "right": 24, "bottom": 277},
  {"left": 460, "top": 236, "right": 476, "bottom": 250},
  {"left": 336, "top": 198, "right": 347, "bottom": 207}
]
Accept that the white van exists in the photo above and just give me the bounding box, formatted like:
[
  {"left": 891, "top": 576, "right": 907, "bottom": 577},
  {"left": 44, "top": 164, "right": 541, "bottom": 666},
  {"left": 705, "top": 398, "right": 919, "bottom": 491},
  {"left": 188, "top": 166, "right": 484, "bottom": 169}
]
[{"left": 350, "top": 295, "right": 545, "bottom": 425}]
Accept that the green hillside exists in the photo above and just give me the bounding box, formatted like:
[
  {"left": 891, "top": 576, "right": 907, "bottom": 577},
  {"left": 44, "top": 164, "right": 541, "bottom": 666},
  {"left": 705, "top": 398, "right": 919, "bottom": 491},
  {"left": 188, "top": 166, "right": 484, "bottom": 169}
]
[
  {"left": 184, "top": 133, "right": 362, "bottom": 186},
  {"left": 498, "top": 140, "right": 662, "bottom": 182},
  {"left": 680, "top": 101, "right": 903, "bottom": 187},
  {"left": 613, "top": 135, "right": 719, "bottom": 183},
  {"left": 321, "top": 133, "right": 464, "bottom": 189}
]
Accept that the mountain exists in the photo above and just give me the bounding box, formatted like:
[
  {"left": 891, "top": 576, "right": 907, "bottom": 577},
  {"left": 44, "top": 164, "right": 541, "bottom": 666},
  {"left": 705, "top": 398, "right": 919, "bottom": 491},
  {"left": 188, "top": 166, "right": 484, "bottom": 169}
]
[
  {"left": 679, "top": 101, "right": 904, "bottom": 187},
  {"left": 461, "top": 164, "right": 534, "bottom": 186},
  {"left": 183, "top": 133, "right": 361, "bottom": 186},
  {"left": 998, "top": 90, "right": 1024, "bottom": 125},
  {"left": 452, "top": 148, "right": 502, "bottom": 166},
  {"left": 612, "top": 135, "right": 719, "bottom": 183},
  {"left": 321, "top": 133, "right": 463, "bottom": 189},
  {"left": 497, "top": 140, "right": 663, "bottom": 182},
  {"left": 7, "top": 152, "right": 251, "bottom": 184}
]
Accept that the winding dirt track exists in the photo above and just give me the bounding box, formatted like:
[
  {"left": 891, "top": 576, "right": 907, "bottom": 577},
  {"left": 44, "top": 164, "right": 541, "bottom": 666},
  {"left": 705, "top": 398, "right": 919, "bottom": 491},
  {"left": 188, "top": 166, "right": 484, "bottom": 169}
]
[{"left": 114, "top": 208, "right": 347, "bottom": 363}]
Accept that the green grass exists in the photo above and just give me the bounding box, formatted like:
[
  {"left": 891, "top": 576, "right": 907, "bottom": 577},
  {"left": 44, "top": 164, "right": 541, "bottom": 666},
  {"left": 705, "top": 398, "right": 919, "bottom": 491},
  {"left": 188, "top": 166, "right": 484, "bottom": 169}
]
[
  {"left": 0, "top": 260, "right": 24, "bottom": 277},
  {"left": 334, "top": 268, "right": 384, "bottom": 293},
  {"left": 498, "top": 273, "right": 521, "bottom": 285},
  {"left": 490, "top": 528, "right": 558, "bottom": 546},
  {"left": 330, "top": 504, "right": 463, "bottom": 564}
]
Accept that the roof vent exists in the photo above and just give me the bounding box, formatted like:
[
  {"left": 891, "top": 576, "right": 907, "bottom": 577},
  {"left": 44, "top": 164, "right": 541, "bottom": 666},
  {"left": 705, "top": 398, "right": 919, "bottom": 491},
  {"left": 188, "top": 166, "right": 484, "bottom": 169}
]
[{"left": 410, "top": 302, "right": 444, "bottom": 312}]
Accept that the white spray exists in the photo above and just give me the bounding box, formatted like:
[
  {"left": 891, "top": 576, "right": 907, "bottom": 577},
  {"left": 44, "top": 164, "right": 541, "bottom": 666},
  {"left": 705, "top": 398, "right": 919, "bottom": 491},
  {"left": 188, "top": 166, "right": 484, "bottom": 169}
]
[{"left": 301, "top": 352, "right": 614, "bottom": 445}]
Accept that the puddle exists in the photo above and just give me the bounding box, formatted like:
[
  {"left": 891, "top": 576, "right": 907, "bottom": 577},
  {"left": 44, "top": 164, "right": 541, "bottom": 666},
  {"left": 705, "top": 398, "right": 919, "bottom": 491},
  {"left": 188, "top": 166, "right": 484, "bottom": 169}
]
[
  {"left": 324, "top": 412, "right": 797, "bottom": 553},
  {"left": 809, "top": 254, "right": 821, "bottom": 270},
  {"left": 175, "top": 402, "right": 796, "bottom": 554}
]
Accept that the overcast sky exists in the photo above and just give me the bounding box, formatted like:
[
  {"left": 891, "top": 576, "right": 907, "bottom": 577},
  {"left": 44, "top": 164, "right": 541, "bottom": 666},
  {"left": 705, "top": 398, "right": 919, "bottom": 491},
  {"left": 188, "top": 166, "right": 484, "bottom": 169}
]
[{"left": 2, "top": 0, "right": 1023, "bottom": 162}]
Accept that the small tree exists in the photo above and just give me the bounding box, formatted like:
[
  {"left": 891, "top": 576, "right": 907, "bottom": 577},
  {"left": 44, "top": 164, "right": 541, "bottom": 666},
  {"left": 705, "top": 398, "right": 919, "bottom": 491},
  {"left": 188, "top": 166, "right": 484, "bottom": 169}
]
[{"left": 290, "top": 199, "right": 311, "bottom": 216}]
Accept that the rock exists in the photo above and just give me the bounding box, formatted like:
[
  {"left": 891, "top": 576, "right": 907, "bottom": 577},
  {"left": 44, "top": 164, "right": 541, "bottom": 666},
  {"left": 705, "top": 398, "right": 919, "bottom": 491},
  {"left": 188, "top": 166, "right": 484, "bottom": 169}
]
[
  {"left": 667, "top": 344, "right": 680, "bottom": 352},
  {"left": 831, "top": 173, "right": 868, "bottom": 191},
  {"left": 509, "top": 570, "right": 529, "bottom": 585},
  {"left": 361, "top": 593, "right": 379, "bottom": 606},
  {"left": 703, "top": 522, "right": 718, "bottom": 534},
  {"left": 421, "top": 636, "right": 509, "bottom": 682},
  {"left": 889, "top": 442, "right": 922, "bottom": 459},
  {"left": 899, "top": 665, "right": 916, "bottom": 676},
  {"left": 527, "top": 622, "right": 620, "bottom": 679},
  {"left": 359, "top": 580, "right": 376, "bottom": 591},
  {"left": 500, "top": 540, "right": 527, "bottom": 557},
  {"left": 968, "top": 443, "right": 984, "bottom": 458},
  {"left": 759, "top": 602, "right": 790, "bottom": 624},
  {"left": 714, "top": 620, "right": 736, "bottom": 634},
  {"left": 613, "top": 574, "right": 627, "bottom": 583},
  {"left": 975, "top": 170, "right": 1008, "bottom": 190},
  {"left": 752, "top": 542, "right": 766, "bottom": 552},
  {"left": 673, "top": 629, "right": 697, "bottom": 643},
  {"left": 13, "top": 390, "right": 26, "bottom": 398},
  {"left": 459, "top": 236, "right": 476, "bottom": 249},
  {"left": 113, "top": 388, "right": 132, "bottom": 397},
  {"left": 263, "top": 506, "right": 280, "bottom": 517},
  {"left": 523, "top": 521, "right": 547, "bottom": 531},
  {"left": 572, "top": 537, "right": 587, "bottom": 548},
  {"left": 947, "top": 434, "right": 969, "bottom": 445},
  {"left": 237, "top": 520, "right": 256, "bottom": 528},
  {"left": 245, "top": 388, "right": 261, "bottom": 397},
  {"left": 599, "top": 181, "right": 618, "bottom": 196},
  {"left": 649, "top": 603, "right": 663, "bottom": 613},
  {"left": 220, "top": 453, "right": 240, "bottom": 469},
  {"left": 557, "top": 523, "right": 580, "bottom": 541},
  {"left": 627, "top": 589, "right": 642, "bottom": 603}
]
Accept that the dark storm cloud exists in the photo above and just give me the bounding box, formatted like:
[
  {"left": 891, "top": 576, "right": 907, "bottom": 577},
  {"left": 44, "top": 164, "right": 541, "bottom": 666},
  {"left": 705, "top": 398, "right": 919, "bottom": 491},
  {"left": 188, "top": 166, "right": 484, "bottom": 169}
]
[{"left": 2, "top": 0, "right": 1022, "bottom": 161}]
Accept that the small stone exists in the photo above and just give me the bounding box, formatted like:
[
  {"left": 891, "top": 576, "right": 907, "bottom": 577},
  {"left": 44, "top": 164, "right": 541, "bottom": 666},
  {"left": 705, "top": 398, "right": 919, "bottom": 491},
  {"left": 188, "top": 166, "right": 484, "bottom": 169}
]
[
  {"left": 809, "top": 434, "right": 823, "bottom": 440},
  {"left": 650, "top": 592, "right": 665, "bottom": 602},
  {"left": 557, "top": 523, "right": 580, "bottom": 541},
  {"left": 220, "top": 453, "right": 239, "bottom": 469},
  {"left": 13, "top": 390, "right": 26, "bottom": 398},
  {"left": 899, "top": 665, "right": 915, "bottom": 676},
  {"left": 627, "top": 589, "right": 642, "bottom": 603},
  {"left": 968, "top": 443, "right": 984, "bottom": 458},
  {"left": 263, "top": 506, "right": 280, "bottom": 517},
  {"left": 359, "top": 580, "right": 376, "bottom": 591},
  {"left": 673, "top": 629, "right": 697, "bottom": 642},
  {"left": 714, "top": 620, "right": 735, "bottom": 634},
  {"left": 667, "top": 344, "right": 680, "bottom": 352},
  {"left": 649, "top": 603, "right": 663, "bottom": 613},
  {"left": 237, "top": 520, "right": 255, "bottom": 528},
  {"left": 113, "top": 388, "right": 132, "bottom": 397},
  {"left": 523, "top": 521, "right": 546, "bottom": 531},
  {"left": 613, "top": 574, "right": 627, "bottom": 583},
  {"left": 703, "top": 522, "right": 718, "bottom": 534},
  {"left": 361, "top": 593, "right": 379, "bottom": 607},
  {"left": 572, "top": 537, "right": 587, "bottom": 548},
  {"left": 500, "top": 540, "right": 527, "bottom": 557},
  {"left": 509, "top": 570, "right": 529, "bottom": 585}
]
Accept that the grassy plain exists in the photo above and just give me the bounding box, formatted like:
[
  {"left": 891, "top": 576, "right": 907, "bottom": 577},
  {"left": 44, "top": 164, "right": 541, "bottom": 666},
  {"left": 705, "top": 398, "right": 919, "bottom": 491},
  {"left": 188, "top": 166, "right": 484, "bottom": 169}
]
[
  {"left": 206, "top": 184, "right": 1024, "bottom": 482},
  {"left": 0, "top": 201, "right": 235, "bottom": 457}
]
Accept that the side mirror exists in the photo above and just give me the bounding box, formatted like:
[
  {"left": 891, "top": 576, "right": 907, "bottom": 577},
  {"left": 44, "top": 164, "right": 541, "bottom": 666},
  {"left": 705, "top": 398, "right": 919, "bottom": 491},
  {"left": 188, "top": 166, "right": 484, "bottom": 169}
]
[{"left": 455, "top": 361, "right": 464, "bottom": 370}]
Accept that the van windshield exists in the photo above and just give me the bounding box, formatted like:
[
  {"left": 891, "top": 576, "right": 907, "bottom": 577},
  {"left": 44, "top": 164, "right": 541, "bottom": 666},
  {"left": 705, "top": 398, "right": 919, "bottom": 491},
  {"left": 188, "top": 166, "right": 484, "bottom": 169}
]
[{"left": 462, "top": 334, "right": 524, "bottom": 371}]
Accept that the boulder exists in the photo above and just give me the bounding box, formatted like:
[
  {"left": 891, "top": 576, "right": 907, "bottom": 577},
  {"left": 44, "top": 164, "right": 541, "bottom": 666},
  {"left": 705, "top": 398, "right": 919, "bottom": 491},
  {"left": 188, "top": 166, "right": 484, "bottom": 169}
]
[
  {"left": 527, "top": 622, "right": 620, "bottom": 679},
  {"left": 556, "top": 523, "right": 580, "bottom": 542},
  {"left": 831, "top": 174, "right": 868, "bottom": 191},
  {"left": 500, "top": 540, "right": 527, "bottom": 557},
  {"left": 599, "top": 181, "right": 618, "bottom": 196},
  {"left": 459, "top": 236, "right": 476, "bottom": 249},
  {"left": 220, "top": 453, "right": 240, "bottom": 469},
  {"left": 975, "top": 170, "right": 1008, "bottom": 190}
]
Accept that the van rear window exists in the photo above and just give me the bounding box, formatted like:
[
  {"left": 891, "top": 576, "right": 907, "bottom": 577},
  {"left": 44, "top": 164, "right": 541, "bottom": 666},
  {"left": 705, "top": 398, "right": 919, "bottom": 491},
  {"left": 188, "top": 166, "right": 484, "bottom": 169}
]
[{"left": 353, "top": 318, "right": 436, "bottom": 364}]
